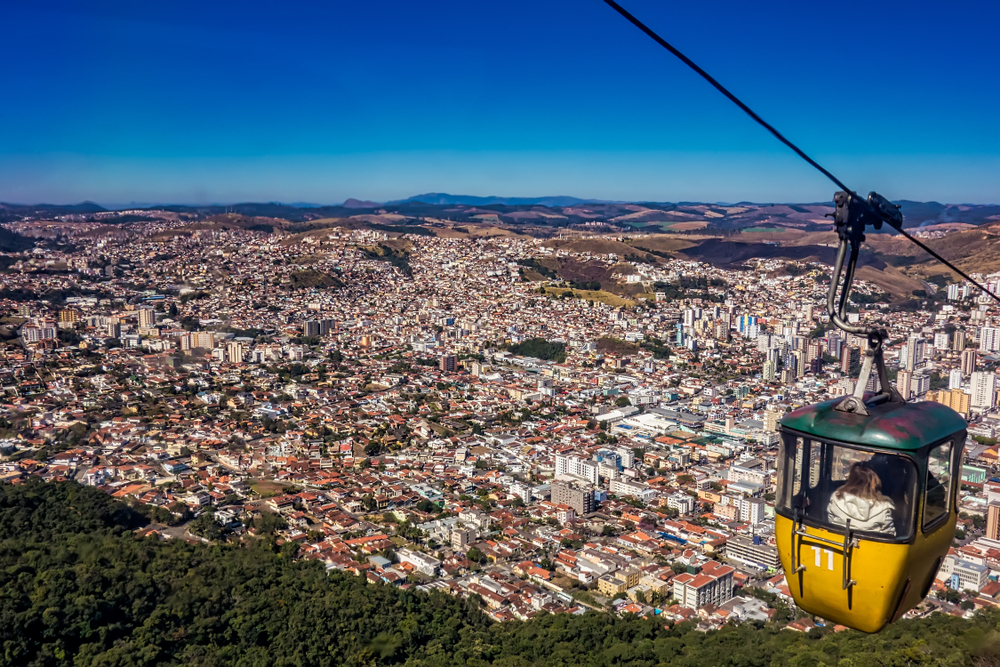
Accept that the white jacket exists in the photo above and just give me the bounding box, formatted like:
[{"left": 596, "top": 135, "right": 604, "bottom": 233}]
[{"left": 826, "top": 493, "right": 895, "bottom": 535}]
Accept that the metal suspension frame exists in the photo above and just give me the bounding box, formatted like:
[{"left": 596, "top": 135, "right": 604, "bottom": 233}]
[{"left": 827, "top": 191, "right": 906, "bottom": 415}]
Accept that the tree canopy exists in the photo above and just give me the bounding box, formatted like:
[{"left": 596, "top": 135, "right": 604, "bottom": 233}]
[
  {"left": 503, "top": 338, "right": 567, "bottom": 363},
  {"left": 1, "top": 479, "right": 999, "bottom": 666}
]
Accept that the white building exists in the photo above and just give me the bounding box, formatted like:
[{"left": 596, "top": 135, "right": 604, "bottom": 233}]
[
  {"left": 910, "top": 372, "right": 931, "bottom": 398},
  {"left": 616, "top": 446, "right": 635, "bottom": 469},
  {"left": 980, "top": 327, "right": 1000, "bottom": 353},
  {"left": 610, "top": 479, "right": 656, "bottom": 504},
  {"left": 397, "top": 548, "right": 441, "bottom": 577},
  {"left": 739, "top": 497, "right": 766, "bottom": 525},
  {"left": 509, "top": 481, "right": 531, "bottom": 504},
  {"left": 936, "top": 553, "right": 989, "bottom": 592},
  {"left": 666, "top": 492, "right": 695, "bottom": 515},
  {"left": 949, "top": 369, "right": 964, "bottom": 390},
  {"left": 555, "top": 454, "right": 599, "bottom": 486},
  {"left": 971, "top": 371, "right": 997, "bottom": 410},
  {"left": 727, "top": 464, "right": 769, "bottom": 488}
]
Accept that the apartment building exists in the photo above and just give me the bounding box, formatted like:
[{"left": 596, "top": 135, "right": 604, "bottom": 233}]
[{"left": 672, "top": 560, "right": 735, "bottom": 610}]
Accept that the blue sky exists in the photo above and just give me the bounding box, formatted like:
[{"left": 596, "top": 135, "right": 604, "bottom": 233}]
[{"left": 2, "top": 0, "right": 998, "bottom": 205}]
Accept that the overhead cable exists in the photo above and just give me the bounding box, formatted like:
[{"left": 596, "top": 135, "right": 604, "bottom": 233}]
[{"left": 601, "top": 0, "right": 1000, "bottom": 306}]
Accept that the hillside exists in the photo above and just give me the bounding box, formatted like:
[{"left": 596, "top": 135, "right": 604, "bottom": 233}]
[
  {"left": 287, "top": 269, "right": 344, "bottom": 289},
  {"left": 1, "top": 480, "right": 998, "bottom": 667},
  {"left": 543, "top": 237, "right": 658, "bottom": 261}
]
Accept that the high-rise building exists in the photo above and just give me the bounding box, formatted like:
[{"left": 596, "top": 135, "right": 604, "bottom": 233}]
[
  {"left": 806, "top": 342, "right": 823, "bottom": 365},
  {"left": 191, "top": 331, "right": 214, "bottom": 349},
  {"left": 928, "top": 388, "right": 970, "bottom": 416},
  {"left": 21, "top": 326, "right": 42, "bottom": 344},
  {"left": 971, "top": 371, "right": 997, "bottom": 409},
  {"left": 947, "top": 283, "right": 961, "bottom": 301},
  {"left": 897, "top": 370, "right": 913, "bottom": 400},
  {"left": 138, "top": 308, "right": 156, "bottom": 329},
  {"left": 551, "top": 480, "right": 595, "bottom": 515},
  {"left": 953, "top": 330, "right": 967, "bottom": 352},
  {"left": 793, "top": 350, "right": 806, "bottom": 377},
  {"left": 764, "top": 408, "right": 781, "bottom": 432},
  {"left": 933, "top": 332, "right": 950, "bottom": 350},
  {"left": 904, "top": 335, "right": 924, "bottom": 372},
  {"left": 949, "top": 369, "right": 964, "bottom": 390},
  {"left": 962, "top": 349, "right": 978, "bottom": 375},
  {"left": 737, "top": 314, "right": 757, "bottom": 333},
  {"left": 980, "top": 327, "right": 1000, "bottom": 353},
  {"left": 739, "top": 497, "right": 766, "bottom": 525},
  {"left": 58, "top": 309, "right": 79, "bottom": 325},
  {"left": 825, "top": 333, "right": 843, "bottom": 359},
  {"left": 107, "top": 319, "right": 121, "bottom": 338},
  {"left": 762, "top": 360, "right": 776, "bottom": 382},
  {"left": 304, "top": 320, "right": 321, "bottom": 337},
  {"left": 226, "top": 340, "right": 245, "bottom": 363},
  {"left": 440, "top": 354, "right": 457, "bottom": 373},
  {"left": 987, "top": 501, "right": 1000, "bottom": 541},
  {"left": 910, "top": 372, "right": 931, "bottom": 398},
  {"left": 841, "top": 346, "right": 860, "bottom": 375}
]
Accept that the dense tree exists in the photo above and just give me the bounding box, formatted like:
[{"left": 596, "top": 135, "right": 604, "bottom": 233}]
[
  {"left": 1, "top": 480, "right": 999, "bottom": 667},
  {"left": 416, "top": 499, "right": 436, "bottom": 513},
  {"left": 503, "top": 338, "right": 567, "bottom": 363}
]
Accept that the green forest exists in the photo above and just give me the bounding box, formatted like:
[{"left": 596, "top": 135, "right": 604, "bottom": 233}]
[{"left": 2, "top": 480, "right": 1000, "bottom": 667}]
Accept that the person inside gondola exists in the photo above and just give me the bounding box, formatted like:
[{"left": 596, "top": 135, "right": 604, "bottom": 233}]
[
  {"left": 867, "top": 453, "right": 913, "bottom": 535},
  {"left": 827, "top": 462, "right": 896, "bottom": 535}
]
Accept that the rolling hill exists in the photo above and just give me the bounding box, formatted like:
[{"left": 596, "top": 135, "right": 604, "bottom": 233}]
[{"left": 4, "top": 195, "right": 996, "bottom": 296}]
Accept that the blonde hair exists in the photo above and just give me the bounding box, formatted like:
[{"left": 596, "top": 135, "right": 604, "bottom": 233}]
[{"left": 835, "top": 462, "right": 888, "bottom": 503}]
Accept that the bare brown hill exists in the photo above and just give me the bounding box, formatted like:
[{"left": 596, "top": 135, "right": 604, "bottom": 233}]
[
  {"left": 543, "top": 238, "right": 660, "bottom": 263},
  {"left": 677, "top": 238, "right": 924, "bottom": 296},
  {"left": 628, "top": 236, "right": 699, "bottom": 254},
  {"left": 873, "top": 223, "right": 1000, "bottom": 278},
  {"left": 188, "top": 214, "right": 289, "bottom": 233},
  {"left": 526, "top": 256, "right": 638, "bottom": 295}
]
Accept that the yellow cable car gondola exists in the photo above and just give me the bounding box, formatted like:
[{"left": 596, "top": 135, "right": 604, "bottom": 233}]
[{"left": 775, "top": 192, "right": 967, "bottom": 632}]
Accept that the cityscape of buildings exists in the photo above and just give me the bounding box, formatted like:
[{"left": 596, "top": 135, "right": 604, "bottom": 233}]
[{"left": 2, "top": 217, "right": 999, "bottom": 630}]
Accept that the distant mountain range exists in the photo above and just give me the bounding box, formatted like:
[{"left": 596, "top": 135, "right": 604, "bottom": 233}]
[
  {"left": 384, "top": 193, "right": 614, "bottom": 207},
  {"left": 3, "top": 196, "right": 1000, "bottom": 234}
]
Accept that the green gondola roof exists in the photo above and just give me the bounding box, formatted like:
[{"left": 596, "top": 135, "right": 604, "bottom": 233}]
[{"left": 780, "top": 397, "right": 967, "bottom": 451}]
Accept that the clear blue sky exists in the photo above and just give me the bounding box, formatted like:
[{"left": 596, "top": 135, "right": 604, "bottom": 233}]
[{"left": 2, "top": 0, "right": 998, "bottom": 205}]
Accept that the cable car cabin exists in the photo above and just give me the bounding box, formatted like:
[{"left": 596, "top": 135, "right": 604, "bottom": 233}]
[{"left": 776, "top": 396, "right": 966, "bottom": 633}]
